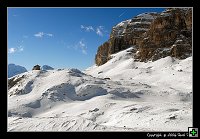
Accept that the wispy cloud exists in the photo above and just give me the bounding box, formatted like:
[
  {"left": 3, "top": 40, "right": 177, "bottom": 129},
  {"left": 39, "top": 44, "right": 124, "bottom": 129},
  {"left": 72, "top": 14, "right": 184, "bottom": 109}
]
[
  {"left": 96, "top": 28, "right": 103, "bottom": 36},
  {"left": 74, "top": 39, "right": 87, "bottom": 55},
  {"left": 18, "top": 45, "right": 24, "bottom": 52},
  {"left": 34, "top": 32, "right": 53, "bottom": 38},
  {"left": 81, "top": 25, "right": 94, "bottom": 32},
  {"left": 119, "top": 11, "right": 126, "bottom": 17},
  {"left": 8, "top": 46, "right": 24, "bottom": 54},
  {"left": 34, "top": 32, "right": 44, "bottom": 38},
  {"left": 8, "top": 40, "right": 24, "bottom": 54},
  {"left": 96, "top": 26, "right": 105, "bottom": 36},
  {"left": 81, "top": 25, "right": 107, "bottom": 37},
  {"left": 8, "top": 48, "right": 16, "bottom": 53},
  {"left": 79, "top": 39, "right": 87, "bottom": 55}
]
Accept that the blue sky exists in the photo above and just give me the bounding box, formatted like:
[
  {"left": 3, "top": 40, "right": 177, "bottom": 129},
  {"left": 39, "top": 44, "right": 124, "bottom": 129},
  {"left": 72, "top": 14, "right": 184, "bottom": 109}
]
[{"left": 8, "top": 8, "right": 165, "bottom": 71}]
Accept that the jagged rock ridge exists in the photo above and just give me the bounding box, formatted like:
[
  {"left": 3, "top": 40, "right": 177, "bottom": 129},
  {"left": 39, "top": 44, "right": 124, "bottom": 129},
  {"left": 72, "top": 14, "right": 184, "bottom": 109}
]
[{"left": 95, "top": 8, "right": 192, "bottom": 66}]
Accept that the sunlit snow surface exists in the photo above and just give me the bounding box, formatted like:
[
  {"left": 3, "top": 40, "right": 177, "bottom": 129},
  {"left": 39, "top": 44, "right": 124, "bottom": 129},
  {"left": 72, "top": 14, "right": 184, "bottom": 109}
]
[{"left": 8, "top": 47, "right": 192, "bottom": 131}]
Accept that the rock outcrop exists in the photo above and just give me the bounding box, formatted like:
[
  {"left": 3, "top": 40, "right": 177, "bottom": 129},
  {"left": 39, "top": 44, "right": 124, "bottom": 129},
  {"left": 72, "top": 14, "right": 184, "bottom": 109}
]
[
  {"left": 136, "top": 8, "right": 192, "bottom": 62},
  {"left": 95, "top": 8, "right": 192, "bottom": 66},
  {"left": 96, "top": 12, "right": 158, "bottom": 66},
  {"left": 32, "top": 65, "right": 41, "bottom": 70},
  {"left": 95, "top": 42, "right": 110, "bottom": 65}
]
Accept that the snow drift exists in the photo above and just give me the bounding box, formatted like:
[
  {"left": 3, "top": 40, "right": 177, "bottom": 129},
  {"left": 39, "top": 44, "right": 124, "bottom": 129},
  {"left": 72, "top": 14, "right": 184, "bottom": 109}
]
[{"left": 8, "top": 47, "right": 192, "bottom": 131}]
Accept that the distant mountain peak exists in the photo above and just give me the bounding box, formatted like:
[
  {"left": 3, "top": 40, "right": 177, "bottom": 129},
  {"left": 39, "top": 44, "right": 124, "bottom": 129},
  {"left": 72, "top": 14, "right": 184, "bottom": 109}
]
[
  {"left": 8, "top": 63, "right": 27, "bottom": 78},
  {"left": 42, "top": 65, "right": 54, "bottom": 70}
]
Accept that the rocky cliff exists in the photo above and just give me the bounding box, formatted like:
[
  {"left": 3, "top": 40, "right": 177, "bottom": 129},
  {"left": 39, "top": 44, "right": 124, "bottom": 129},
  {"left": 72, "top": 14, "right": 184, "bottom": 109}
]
[{"left": 95, "top": 8, "right": 192, "bottom": 66}]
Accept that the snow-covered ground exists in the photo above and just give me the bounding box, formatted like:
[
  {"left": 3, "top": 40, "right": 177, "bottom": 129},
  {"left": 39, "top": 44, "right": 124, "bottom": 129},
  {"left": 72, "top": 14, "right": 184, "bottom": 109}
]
[{"left": 8, "top": 47, "right": 192, "bottom": 131}]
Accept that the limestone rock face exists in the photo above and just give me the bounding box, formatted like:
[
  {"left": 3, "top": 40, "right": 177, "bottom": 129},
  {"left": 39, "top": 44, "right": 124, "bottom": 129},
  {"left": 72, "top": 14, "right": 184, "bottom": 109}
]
[
  {"left": 95, "top": 8, "right": 192, "bottom": 66},
  {"left": 136, "top": 8, "right": 192, "bottom": 62},
  {"left": 110, "top": 12, "right": 158, "bottom": 47},
  {"left": 170, "top": 34, "right": 192, "bottom": 59},
  {"left": 95, "top": 42, "right": 110, "bottom": 66},
  {"left": 95, "top": 12, "right": 158, "bottom": 66}
]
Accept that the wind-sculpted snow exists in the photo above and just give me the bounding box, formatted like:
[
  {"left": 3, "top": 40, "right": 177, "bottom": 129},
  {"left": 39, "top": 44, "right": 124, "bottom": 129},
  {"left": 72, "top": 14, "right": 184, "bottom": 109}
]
[
  {"left": 8, "top": 47, "right": 192, "bottom": 131},
  {"left": 75, "top": 84, "right": 107, "bottom": 100}
]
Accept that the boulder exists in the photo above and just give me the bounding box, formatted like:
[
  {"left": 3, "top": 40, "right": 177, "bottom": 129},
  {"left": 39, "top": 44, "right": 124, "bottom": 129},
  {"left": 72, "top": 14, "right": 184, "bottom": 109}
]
[{"left": 32, "top": 65, "right": 40, "bottom": 70}]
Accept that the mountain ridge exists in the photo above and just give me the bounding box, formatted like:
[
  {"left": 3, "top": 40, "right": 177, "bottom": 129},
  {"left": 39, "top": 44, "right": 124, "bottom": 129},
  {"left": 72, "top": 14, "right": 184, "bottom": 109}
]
[
  {"left": 8, "top": 63, "right": 27, "bottom": 78},
  {"left": 95, "top": 8, "right": 192, "bottom": 66}
]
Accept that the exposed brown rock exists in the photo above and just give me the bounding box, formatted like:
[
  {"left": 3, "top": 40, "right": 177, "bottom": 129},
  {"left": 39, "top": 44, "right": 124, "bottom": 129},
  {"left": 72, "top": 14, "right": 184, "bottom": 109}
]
[
  {"left": 95, "top": 42, "right": 110, "bottom": 66},
  {"left": 32, "top": 65, "right": 41, "bottom": 70},
  {"left": 8, "top": 75, "right": 25, "bottom": 89},
  {"left": 170, "top": 35, "right": 192, "bottom": 59},
  {"left": 95, "top": 8, "right": 192, "bottom": 66},
  {"left": 95, "top": 12, "right": 158, "bottom": 66},
  {"left": 136, "top": 8, "right": 192, "bottom": 62}
]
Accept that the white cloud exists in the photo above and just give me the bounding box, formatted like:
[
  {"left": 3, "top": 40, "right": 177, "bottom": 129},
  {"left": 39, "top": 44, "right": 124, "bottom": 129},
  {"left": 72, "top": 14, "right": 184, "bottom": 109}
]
[
  {"left": 80, "top": 25, "right": 107, "bottom": 37},
  {"left": 96, "top": 26, "right": 108, "bottom": 37},
  {"left": 8, "top": 45, "right": 24, "bottom": 54},
  {"left": 96, "top": 28, "right": 103, "bottom": 36},
  {"left": 80, "top": 25, "right": 94, "bottom": 32},
  {"left": 34, "top": 32, "right": 44, "bottom": 38},
  {"left": 76, "top": 39, "right": 87, "bottom": 55},
  {"left": 79, "top": 40, "right": 85, "bottom": 47},
  {"left": 34, "top": 32, "right": 53, "bottom": 38},
  {"left": 8, "top": 39, "right": 25, "bottom": 54},
  {"left": 8, "top": 48, "right": 16, "bottom": 53},
  {"left": 87, "top": 26, "right": 94, "bottom": 32},
  {"left": 81, "top": 25, "right": 84, "bottom": 29},
  {"left": 96, "top": 26, "right": 104, "bottom": 36}
]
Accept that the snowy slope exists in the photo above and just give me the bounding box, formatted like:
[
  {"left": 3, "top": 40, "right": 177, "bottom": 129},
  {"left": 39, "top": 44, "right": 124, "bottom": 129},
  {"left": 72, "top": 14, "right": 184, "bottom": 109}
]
[
  {"left": 8, "top": 47, "right": 192, "bottom": 131},
  {"left": 8, "top": 64, "right": 27, "bottom": 78},
  {"left": 85, "top": 47, "right": 192, "bottom": 93}
]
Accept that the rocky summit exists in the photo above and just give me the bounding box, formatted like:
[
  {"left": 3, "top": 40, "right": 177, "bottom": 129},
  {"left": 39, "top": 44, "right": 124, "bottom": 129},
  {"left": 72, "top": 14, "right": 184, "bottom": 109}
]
[{"left": 95, "top": 8, "right": 192, "bottom": 66}]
